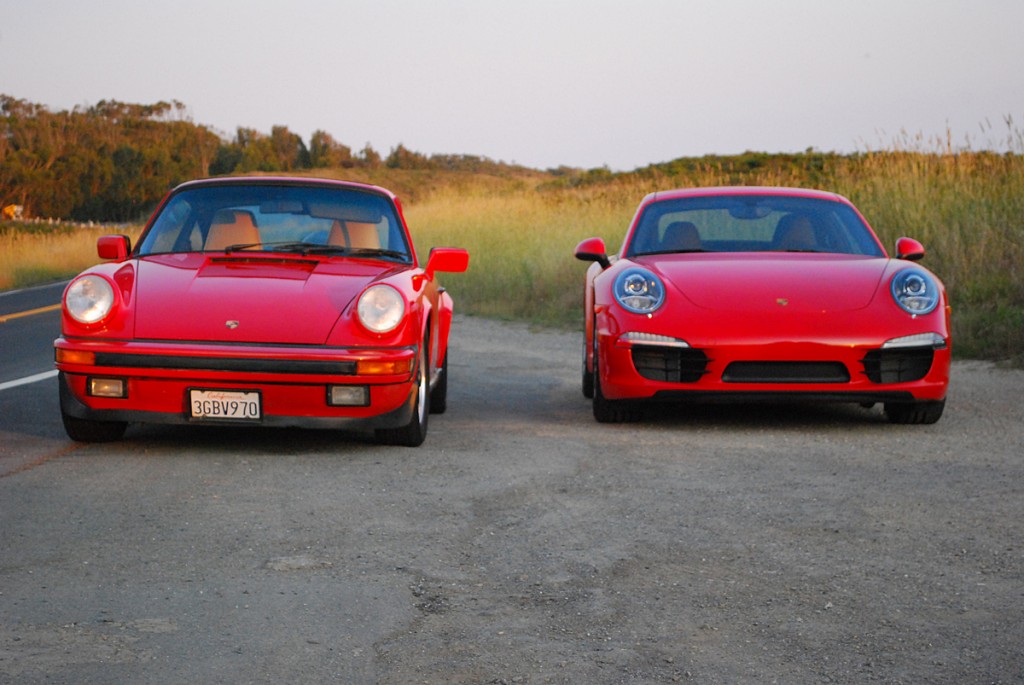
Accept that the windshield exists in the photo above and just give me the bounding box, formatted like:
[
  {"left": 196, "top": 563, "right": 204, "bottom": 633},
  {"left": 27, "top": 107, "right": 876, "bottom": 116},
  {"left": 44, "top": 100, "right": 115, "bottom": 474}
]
[
  {"left": 626, "top": 195, "right": 885, "bottom": 258},
  {"left": 136, "top": 184, "right": 412, "bottom": 262}
]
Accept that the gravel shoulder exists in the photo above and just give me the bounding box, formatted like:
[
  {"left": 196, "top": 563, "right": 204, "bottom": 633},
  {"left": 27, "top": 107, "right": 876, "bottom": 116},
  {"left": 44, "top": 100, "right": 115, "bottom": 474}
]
[{"left": 1, "top": 315, "right": 1022, "bottom": 684}]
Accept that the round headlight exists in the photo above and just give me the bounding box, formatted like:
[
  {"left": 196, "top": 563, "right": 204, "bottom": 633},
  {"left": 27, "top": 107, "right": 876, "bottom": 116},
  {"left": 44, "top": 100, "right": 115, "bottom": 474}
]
[
  {"left": 357, "top": 284, "right": 406, "bottom": 333},
  {"left": 891, "top": 268, "right": 939, "bottom": 315},
  {"left": 613, "top": 267, "right": 665, "bottom": 314},
  {"left": 65, "top": 275, "right": 116, "bottom": 324}
]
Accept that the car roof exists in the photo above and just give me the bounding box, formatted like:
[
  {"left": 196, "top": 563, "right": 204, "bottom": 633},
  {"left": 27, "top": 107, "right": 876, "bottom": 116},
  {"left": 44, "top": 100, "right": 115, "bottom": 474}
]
[
  {"left": 171, "top": 175, "right": 398, "bottom": 201},
  {"left": 642, "top": 186, "right": 850, "bottom": 204}
]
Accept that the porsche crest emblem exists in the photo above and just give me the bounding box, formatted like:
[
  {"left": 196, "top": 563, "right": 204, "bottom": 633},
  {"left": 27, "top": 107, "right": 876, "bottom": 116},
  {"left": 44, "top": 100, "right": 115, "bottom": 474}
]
[
  {"left": 225, "top": 320, "right": 240, "bottom": 329},
  {"left": 776, "top": 298, "right": 789, "bottom": 307}
]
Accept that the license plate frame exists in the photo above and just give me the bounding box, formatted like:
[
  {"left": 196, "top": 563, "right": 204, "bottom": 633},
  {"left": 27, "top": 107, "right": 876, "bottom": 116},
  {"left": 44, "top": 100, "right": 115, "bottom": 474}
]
[{"left": 188, "top": 388, "right": 262, "bottom": 422}]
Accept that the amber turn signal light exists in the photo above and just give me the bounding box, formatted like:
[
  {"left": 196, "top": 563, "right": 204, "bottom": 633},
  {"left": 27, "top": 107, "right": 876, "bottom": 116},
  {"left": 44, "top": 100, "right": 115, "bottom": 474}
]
[
  {"left": 356, "top": 359, "right": 413, "bottom": 376},
  {"left": 55, "top": 349, "right": 96, "bottom": 365}
]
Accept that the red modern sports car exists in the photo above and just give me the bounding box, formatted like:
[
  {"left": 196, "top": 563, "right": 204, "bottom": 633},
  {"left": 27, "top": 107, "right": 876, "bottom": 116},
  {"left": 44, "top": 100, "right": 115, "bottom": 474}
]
[
  {"left": 574, "top": 186, "right": 950, "bottom": 424},
  {"left": 55, "top": 176, "right": 469, "bottom": 446}
]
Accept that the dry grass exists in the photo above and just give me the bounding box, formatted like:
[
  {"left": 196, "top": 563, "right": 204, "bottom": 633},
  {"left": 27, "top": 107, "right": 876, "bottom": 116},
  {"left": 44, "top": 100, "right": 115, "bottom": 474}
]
[
  {"left": 3, "top": 148, "right": 1023, "bottom": 362},
  {"left": 406, "top": 152, "right": 1024, "bottom": 361},
  {"left": 0, "top": 224, "right": 141, "bottom": 290},
  {"left": 832, "top": 152, "right": 1024, "bottom": 360},
  {"left": 406, "top": 183, "right": 636, "bottom": 324}
]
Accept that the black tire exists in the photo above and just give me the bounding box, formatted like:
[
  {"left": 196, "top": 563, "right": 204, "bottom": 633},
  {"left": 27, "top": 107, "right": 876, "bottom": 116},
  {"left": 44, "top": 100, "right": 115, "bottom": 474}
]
[
  {"left": 430, "top": 352, "right": 448, "bottom": 415},
  {"left": 884, "top": 399, "right": 945, "bottom": 425},
  {"left": 61, "top": 412, "right": 127, "bottom": 442},
  {"left": 376, "top": 344, "right": 430, "bottom": 447},
  {"left": 592, "top": 357, "right": 640, "bottom": 423},
  {"left": 581, "top": 336, "right": 594, "bottom": 399}
]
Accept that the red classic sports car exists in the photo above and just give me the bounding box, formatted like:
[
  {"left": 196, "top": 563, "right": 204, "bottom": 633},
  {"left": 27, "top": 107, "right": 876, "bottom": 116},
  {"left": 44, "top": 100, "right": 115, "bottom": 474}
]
[
  {"left": 55, "top": 177, "right": 469, "bottom": 446},
  {"left": 575, "top": 186, "right": 950, "bottom": 424}
]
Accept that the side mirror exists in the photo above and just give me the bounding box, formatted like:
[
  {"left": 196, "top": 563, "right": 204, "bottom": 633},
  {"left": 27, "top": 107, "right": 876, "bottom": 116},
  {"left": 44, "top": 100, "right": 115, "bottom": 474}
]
[
  {"left": 424, "top": 247, "right": 469, "bottom": 279},
  {"left": 895, "top": 237, "right": 925, "bottom": 262},
  {"left": 574, "top": 237, "right": 610, "bottom": 269},
  {"left": 97, "top": 234, "right": 131, "bottom": 261}
]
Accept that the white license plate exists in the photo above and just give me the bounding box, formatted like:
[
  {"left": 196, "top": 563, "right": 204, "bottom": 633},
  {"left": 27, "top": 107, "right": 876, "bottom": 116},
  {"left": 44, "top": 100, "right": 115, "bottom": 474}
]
[{"left": 188, "top": 389, "right": 262, "bottom": 421}]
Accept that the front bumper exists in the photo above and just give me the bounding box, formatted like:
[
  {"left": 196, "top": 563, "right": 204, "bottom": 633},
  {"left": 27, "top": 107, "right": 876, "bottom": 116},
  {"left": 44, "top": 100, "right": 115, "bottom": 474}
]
[
  {"left": 55, "top": 337, "right": 419, "bottom": 430},
  {"left": 597, "top": 334, "right": 951, "bottom": 404}
]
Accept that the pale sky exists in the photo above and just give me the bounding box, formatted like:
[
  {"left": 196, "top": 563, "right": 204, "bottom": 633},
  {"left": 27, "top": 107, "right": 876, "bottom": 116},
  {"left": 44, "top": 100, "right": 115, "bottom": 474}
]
[{"left": 1, "top": 0, "right": 1021, "bottom": 170}]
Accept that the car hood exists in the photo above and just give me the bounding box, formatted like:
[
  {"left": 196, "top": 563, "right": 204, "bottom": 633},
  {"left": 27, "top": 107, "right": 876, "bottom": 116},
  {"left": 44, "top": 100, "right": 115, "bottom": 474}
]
[
  {"left": 133, "top": 254, "right": 402, "bottom": 344},
  {"left": 643, "top": 253, "right": 889, "bottom": 313}
]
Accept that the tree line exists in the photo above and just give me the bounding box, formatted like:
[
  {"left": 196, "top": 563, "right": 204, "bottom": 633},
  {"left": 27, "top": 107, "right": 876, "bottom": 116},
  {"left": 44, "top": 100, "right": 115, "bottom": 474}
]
[{"left": 0, "top": 95, "right": 519, "bottom": 222}]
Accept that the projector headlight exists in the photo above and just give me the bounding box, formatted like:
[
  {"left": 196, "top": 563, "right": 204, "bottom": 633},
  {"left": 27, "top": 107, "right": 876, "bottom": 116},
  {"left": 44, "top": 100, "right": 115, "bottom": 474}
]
[
  {"left": 613, "top": 268, "right": 665, "bottom": 314},
  {"left": 891, "top": 268, "right": 939, "bottom": 315}
]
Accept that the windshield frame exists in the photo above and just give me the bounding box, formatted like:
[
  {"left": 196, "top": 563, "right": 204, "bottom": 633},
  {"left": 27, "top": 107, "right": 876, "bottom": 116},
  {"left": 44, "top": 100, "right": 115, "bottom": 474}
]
[
  {"left": 135, "top": 181, "right": 414, "bottom": 264},
  {"left": 625, "top": 194, "right": 885, "bottom": 259}
]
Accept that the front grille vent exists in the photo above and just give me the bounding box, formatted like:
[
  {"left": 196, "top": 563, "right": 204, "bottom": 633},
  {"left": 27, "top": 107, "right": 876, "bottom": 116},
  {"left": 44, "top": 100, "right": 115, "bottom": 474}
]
[
  {"left": 631, "top": 347, "right": 709, "bottom": 383},
  {"left": 722, "top": 361, "right": 850, "bottom": 384},
  {"left": 861, "top": 348, "right": 934, "bottom": 384},
  {"left": 93, "top": 352, "right": 357, "bottom": 375}
]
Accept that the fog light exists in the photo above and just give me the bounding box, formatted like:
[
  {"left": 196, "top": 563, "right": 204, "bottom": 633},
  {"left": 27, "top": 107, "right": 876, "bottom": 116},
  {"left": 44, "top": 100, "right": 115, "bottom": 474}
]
[
  {"left": 618, "top": 332, "right": 691, "bottom": 348},
  {"left": 328, "top": 385, "right": 369, "bottom": 407},
  {"left": 88, "top": 377, "right": 126, "bottom": 398},
  {"left": 882, "top": 332, "right": 946, "bottom": 350}
]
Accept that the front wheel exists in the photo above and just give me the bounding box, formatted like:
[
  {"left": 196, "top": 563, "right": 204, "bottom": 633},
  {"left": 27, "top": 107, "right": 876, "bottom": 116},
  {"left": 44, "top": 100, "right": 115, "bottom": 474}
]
[
  {"left": 581, "top": 336, "right": 594, "bottom": 399},
  {"left": 376, "top": 345, "right": 430, "bottom": 446},
  {"left": 884, "top": 399, "right": 945, "bottom": 425},
  {"left": 592, "top": 357, "right": 640, "bottom": 423},
  {"left": 429, "top": 352, "right": 448, "bottom": 415}
]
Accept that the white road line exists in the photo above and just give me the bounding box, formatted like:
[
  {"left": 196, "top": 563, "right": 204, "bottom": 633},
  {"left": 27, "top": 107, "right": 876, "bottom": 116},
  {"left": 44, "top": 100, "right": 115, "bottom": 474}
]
[
  {"left": 0, "top": 280, "right": 69, "bottom": 298},
  {"left": 0, "top": 370, "right": 58, "bottom": 392}
]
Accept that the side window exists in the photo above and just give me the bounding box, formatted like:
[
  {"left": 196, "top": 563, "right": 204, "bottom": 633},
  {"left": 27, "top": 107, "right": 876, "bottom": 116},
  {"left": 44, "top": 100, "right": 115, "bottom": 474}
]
[
  {"left": 185, "top": 220, "right": 204, "bottom": 251},
  {"left": 138, "top": 198, "right": 193, "bottom": 254}
]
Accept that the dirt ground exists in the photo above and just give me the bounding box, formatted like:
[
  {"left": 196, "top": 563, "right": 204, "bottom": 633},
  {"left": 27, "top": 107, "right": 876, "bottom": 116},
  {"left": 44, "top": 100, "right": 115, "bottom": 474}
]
[{"left": 1, "top": 315, "right": 1022, "bottom": 684}]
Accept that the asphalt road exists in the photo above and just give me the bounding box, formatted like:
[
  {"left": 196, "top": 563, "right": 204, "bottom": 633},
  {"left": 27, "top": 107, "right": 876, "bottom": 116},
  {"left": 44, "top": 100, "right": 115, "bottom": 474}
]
[
  {"left": 1, "top": 296, "right": 1022, "bottom": 684},
  {"left": 0, "top": 282, "right": 64, "bottom": 381}
]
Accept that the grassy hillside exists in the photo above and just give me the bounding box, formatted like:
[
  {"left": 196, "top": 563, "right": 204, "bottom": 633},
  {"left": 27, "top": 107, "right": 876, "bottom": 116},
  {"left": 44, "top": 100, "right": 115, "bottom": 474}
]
[
  {"left": 3, "top": 151, "right": 1022, "bottom": 363},
  {"left": 405, "top": 150, "right": 1023, "bottom": 363}
]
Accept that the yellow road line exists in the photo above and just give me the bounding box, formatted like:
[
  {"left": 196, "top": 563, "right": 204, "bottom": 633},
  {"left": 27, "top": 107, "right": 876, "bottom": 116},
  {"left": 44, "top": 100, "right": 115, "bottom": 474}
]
[{"left": 0, "top": 303, "right": 61, "bottom": 323}]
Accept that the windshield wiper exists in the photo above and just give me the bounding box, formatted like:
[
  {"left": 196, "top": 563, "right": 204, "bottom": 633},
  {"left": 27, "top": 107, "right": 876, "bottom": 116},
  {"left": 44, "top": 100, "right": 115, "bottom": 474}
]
[
  {"left": 222, "top": 242, "right": 339, "bottom": 255},
  {"left": 221, "top": 242, "right": 264, "bottom": 253},
  {"left": 265, "top": 244, "right": 410, "bottom": 260},
  {"left": 344, "top": 247, "right": 411, "bottom": 262},
  {"left": 220, "top": 242, "right": 410, "bottom": 261},
  {"left": 642, "top": 248, "right": 709, "bottom": 256}
]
